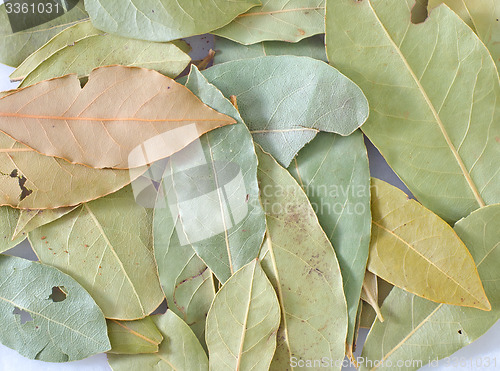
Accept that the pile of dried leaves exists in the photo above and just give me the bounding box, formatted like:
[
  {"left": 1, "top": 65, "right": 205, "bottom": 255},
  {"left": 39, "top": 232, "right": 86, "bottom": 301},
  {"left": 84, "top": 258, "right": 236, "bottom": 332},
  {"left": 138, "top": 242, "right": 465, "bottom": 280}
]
[{"left": 0, "top": 0, "right": 499, "bottom": 370}]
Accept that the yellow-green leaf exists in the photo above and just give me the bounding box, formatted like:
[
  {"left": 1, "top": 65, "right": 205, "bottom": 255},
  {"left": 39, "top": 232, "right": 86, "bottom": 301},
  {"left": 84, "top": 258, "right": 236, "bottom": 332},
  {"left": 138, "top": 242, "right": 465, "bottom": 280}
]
[{"left": 107, "top": 317, "right": 163, "bottom": 354}]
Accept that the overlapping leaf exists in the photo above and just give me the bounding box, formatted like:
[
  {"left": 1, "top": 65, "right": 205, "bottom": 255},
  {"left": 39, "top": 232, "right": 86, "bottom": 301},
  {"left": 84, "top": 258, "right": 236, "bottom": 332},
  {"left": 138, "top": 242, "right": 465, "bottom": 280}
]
[
  {"left": 155, "top": 66, "right": 266, "bottom": 283},
  {"left": 214, "top": 35, "right": 327, "bottom": 64},
  {"left": 0, "top": 206, "right": 23, "bottom": 253},
  {"left": 108, "top": 311, "right": 208, "bottom": 370},
  {"left": 326, "top": 0, "right": 500, "bottom": 223},
  {"left": 84, "top": 0, "right": 260, "bottom": 42},
  {"left": 361, "top": 204, "right": 500, "bottom": 370},
  {"left": 430, "top": 1, "right": 500, "bottom": 71},
  {"left": 213, "top": 0, "right": 325, "bottom": 44},
  {"left": 206, "top": 259, "right": 281, "bottom": 371},
  {"left": 107, "top": 317, "right": 163, "bottom": 354},
  {"left": 368, "top": 178, "right": 490, "bottom": 310},
  {"left": 12, "top": 207, "right": 78, "bottom": 239},
  {"left": 17, "top": 21, "right": 191, "bottom": 87},
  {"left": 359, "top": 277, "right": 393, "bottom": 329},
  {"left": 0, "top": 1, "right": 88, "bottom": 67},
  {"left": 288, "top": 131, "right": 371, "bottom": 346},
  {"left": 29, "top": 186, "right": 165, "bottom": 320},
  {"left": 0, "top": 65, "right": 235, "bottom": 169},
  {"left": 257, "top": 146, "right": 348, "bottom": 370},
  {"left": 200, "top": 56, "right": 369, "bottom": 167},
  {"left": 0, "top": 255, "right": 110, "bottom": 362}
]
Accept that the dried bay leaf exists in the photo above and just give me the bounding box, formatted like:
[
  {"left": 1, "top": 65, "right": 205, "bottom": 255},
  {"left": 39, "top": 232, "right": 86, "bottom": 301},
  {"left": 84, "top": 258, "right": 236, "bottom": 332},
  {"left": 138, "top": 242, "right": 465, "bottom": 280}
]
[
  {"left": 155, "top": 66, "right": 266, "bottom": 283},
  {"left": 368, "top": 178, "right": 490, "bottom": 310},
  {"left": 359, "top": 277, "right": 393, "bottom": 329},
  {"left": 206, "top": 259, "right": 280, "bottom": 371},
  {"left": 430, "top": 1, "right": 500, "bottom": 72},
  {"left": 12, "top": 207, "right": 78, "bottom": 239},
  {"left": 18, "top": 22, "right": 191, "bottom": 87},
  {"left": 29, "top": 186, "right": 165, "bottom": 320},
  {"left": 288, "top": 131, "right": 371, "bottom": 346},
  {"left": 0, "top": 65, "right": 235, "bottom": 169},
  {"left": 10, "top": 20, "right": 100, "bottom": 82},
  {"left": 0, "top": 255, "right": 110, "bottom": 361},
  {"left": 84, "top": 0, "right": 260, "bottom": 42},
  {"left": 107, "top": 317, "right": 163, "bottom": 354},
  {"left": 214, "top": 35, "right": 327, "bottom": 64},
  {"left": 326, "top": 0, "right": 500, "bottom": 223},
  {"left": 213, "top": 0, "right": 325, "bottom": 44},
  {"left": 256, "top": 146, "right": 348, "bottom": 370},
  {"left": 361, "top": 204, "right": 500, "bottom": 370},
  {"left": 200, "top": 56, "right": 369, "bottom": 167},
  {"left": 108, "top": 311, "right": 208, "bottom": 371},
  {"left": 360, "top": 271, "right": 384, "bottom": 323},
  {"left": 0, "top": 1, "right": 88, "bottom": 67},
  {"left": 0, "top": 132, "right": 136, "bottom": 209},
  {"left": 0, "top": 206, "right": 23, "bottom": 253}
]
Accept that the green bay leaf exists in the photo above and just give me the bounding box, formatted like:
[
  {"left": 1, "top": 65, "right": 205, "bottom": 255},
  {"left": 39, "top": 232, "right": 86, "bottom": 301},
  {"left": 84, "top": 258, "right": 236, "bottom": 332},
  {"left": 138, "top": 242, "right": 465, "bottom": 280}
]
[
  {"left": 326, "top": 0, "right": 500, "bottom": 223},
  {"left": 18, "top": 21, "right": 191, "bottom": 87},
  {"left": 0, "top": 206, "right": 23, "bottom": 253},
  {"left": 213, "top": 0, "right": 325, "bottom": 44},
  {"left": 84, "top": 0, "right": 260, "bottom": 42},
  {"left": 368, "top": 178, "right": 490, "bottom": 310},
  {"left": 288, "top": 131, "right": 371, "bottom": 346},
  {"left": 257, "top": 146, "right": 348, "bottom": 370},
  {"left": 200, "top": 55, "right": 369, "bottom": 167},
  {"left": 206, "top": 259, "right": 281, "bottom": 371},
  {"left": 214, "top": 35, "right": 327, "bottom": 64},
  {"left": 29, "top": 186, "right": 165, "bottom": 320},
  {"left": 108, "top": 311, "right": 208, "bottom": 371},
  {"left": 0, "top": 1, "right": 88, "bottom": 67},
  {"left": 0, "top": 255, "right": 110, "bottom": 361},
  {"left": 361, "top": 204, "right": 500, "bottom": 370},
  {"left": 107, "top": 317, "right": 163, "bottom": 354}
]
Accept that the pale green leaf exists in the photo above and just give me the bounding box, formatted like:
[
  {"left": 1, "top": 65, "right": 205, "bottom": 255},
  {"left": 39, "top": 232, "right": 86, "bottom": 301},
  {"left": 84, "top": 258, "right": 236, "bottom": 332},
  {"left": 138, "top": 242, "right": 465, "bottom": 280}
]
[
  {"left": 430, "top": 0, "right": 500, "bottom": 72},
  {"left": 107, "top": 317, "right": 163, "bottom": 354},
  {"left": 0, "top": 1, "right": 88, "bottom": 67},
  {"left": 12, "top": 207, "right": 78, "bottom": 240},
  {"left": 0, "top": 206, "right": 23, "bottom": 253},
  {"left": 206, "top": 259, "right": 281, "bottom": 371},
  {"left": 199, "top": 56, "right": 369, "bottom": 167},
  {"left": 84, "top": 0, "right": 261, "bottom": 42},
  {"left": 256, "top": 146, "right": 347, "bottom": 370},
  {"left": 18, "top": 21, "right": 191, "bottom": 87},
  {"left": 29, "top": 186, "right": 165, "bottom": 320},
  {"left": 214, "top": 35, "right": 327, "bottom": 64},
  {"left": 213, "top": 0, "right": 325, "bottom": 44},
  {"left": 155, "top": 65, "right": 266, "bottom": 283},
  {"left": 288, "top": 131, "right": 371, "bottom": 346},
  {"left": 361, "top": 204, "right": 500, "bottom": 370},
  {"left": 368, "top": 178, "right": 490, "bottom": 310},
  {"left": 0, "top": 255, "right": 110, "bottom": 361},
  {"left": 326, "top": 0, "right": 500, "bottom": 223},
  {"left": 10, "top": 20, "right": 100, "bottom": 82},
  {"left": 108, "top": 311, "right": 208, "bottom": 371}
]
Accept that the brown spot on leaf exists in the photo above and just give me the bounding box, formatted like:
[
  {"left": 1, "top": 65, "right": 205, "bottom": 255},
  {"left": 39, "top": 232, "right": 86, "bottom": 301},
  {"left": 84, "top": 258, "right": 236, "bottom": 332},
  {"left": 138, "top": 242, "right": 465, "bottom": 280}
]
[{"left": 298, "top": 28, "right": 305, "bottom": 35}]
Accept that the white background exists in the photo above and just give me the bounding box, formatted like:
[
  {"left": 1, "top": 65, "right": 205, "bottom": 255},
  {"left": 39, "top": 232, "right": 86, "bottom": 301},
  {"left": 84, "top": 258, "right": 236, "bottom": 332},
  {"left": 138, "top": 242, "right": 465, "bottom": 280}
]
[{"left": 0, "top": 9, "right": 499, "bottom": 371}]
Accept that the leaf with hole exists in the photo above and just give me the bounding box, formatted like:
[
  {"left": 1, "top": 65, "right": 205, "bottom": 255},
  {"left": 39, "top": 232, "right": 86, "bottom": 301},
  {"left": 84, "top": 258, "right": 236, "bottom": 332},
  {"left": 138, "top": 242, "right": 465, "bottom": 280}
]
[
  {"left": 361, "top": 204, "right": 500, "bottom": 370},
  {"left": 107, "top": 317, "right": 163, "bottom": 354},
  {"left": 257, "top": 146, "right": 348, "bottom": 370},
  {"left": 29, "top": 186, "right": 165, "bottom": 320},
  {"left": 17, "top": 21, "right": 191, "bottom": 87},
  {"left": 0, "top": 65, "right": 235, "bottom": 169},
  {"left": 0, "top": 1, "right": 88, "bottom": 67},
  {"left": 107, "top": 311, "right": 208, "bottom": 370},
  {"left": 367, "top": 178, "right": 490, "bottom": 310},
  {"left": 155, "top": 65, "right": 266, "bottom": 283},
  {"left": 206, "top": 259, "right": 281, "bottom": 370},
  {"left": 198, "top": 55, "right": 369, "bottom": 167},
  {"left": 213, "top": 0, "right": 325, "bottom": 44},
  {"left": 288, "top": 131, "right": 371, "bottom": 346},
  {"left": 326, "top": 0, "right": 500, "bottom": 223},
  {"left": 0, "top": 255, "right": 110, "bottom": 361},
  {"left": 214, "top": 35, "right": 327, "bottom": 64},
  {"left": 84, "top": 0, "right": 260, "bottom": 42}
]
